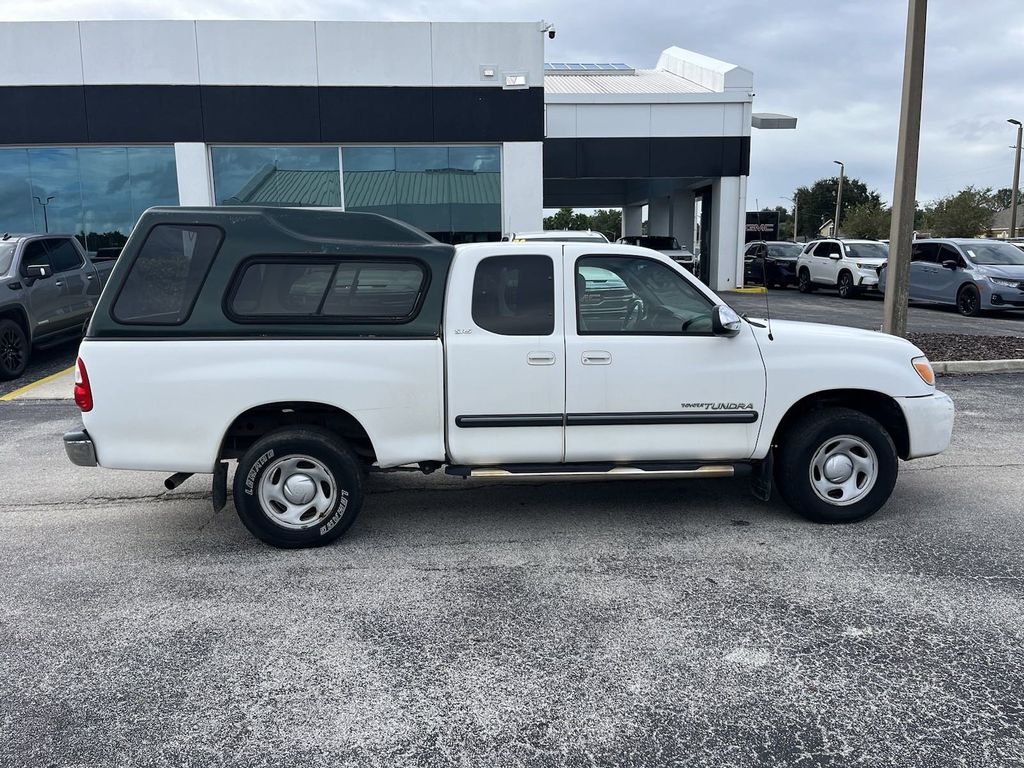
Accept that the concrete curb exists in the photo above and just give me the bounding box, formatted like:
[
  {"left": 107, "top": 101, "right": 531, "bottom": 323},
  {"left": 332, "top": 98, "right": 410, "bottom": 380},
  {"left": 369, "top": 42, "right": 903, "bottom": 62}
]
[{"left": 933, "top": 359, "right": 1024, "bottom": 375}]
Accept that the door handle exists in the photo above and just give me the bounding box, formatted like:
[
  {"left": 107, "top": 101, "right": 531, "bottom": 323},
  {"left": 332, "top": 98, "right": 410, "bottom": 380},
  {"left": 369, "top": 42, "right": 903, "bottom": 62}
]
[
  {"left": 54, "top": 280, "right": 63, "bottom": 287},
  {"left": 582, "top": 351, "right": 612, "bottom": 365},
  {"left": 86, "top": 274, "right": 94, "bottom": 281},
  {"left": 527, "top": 351, "right": 556, "bottom": 366}
]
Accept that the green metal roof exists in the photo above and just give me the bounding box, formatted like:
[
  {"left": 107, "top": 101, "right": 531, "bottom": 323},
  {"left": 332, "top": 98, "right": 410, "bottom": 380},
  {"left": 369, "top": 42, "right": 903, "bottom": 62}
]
[
  {"left": 344, "top": 170, "right": 500, "bottom": 207},
  {"left": 229, "top": 165, "right": 341, "bottom": 206}
]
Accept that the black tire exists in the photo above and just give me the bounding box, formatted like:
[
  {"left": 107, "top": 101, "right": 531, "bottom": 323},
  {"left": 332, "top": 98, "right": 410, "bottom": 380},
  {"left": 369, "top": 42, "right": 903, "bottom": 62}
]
[
  {"left": 0, "top": 319, "right": 29, "bottom": 381},
  {"left": 232, "top": 427, "right": 364, "bottom": 548},
  {"left": 956, "top": 284, "right": 981, "bottom": 317},
  {"left": 797, "top": 268, "right": 815, "bottom": 293},
  {"left": 774, "top": 407, "right": 898, "bottom": 524},
  {"left": 837, "top": 270, "right": 857, "bottom": 299}
]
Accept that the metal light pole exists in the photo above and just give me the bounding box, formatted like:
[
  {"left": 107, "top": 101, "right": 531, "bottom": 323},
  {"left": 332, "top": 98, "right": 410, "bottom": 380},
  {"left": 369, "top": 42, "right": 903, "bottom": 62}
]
[
  {"left": 1009, "top": 119, "right": 1022, "bottom": 239},
  {"left": 832, "top": 161, "right": 845, "bottom": 237},
  {"left": 793, "top": 193, "right": 799, "bottom": 242},
  {"left": 32, "top": 195, "right": 55, "bottom": 233},
  {"left": 883, "top": 0, "right": 927, "bottom": 337}
]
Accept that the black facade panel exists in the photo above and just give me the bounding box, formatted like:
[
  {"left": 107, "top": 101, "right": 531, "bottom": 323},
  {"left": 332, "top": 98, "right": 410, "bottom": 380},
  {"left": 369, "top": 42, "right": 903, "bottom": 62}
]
[
  {"left": 201, "top": 86, "right": 321, "bottom": 143},
  {"left": 85, "top": 85, "right": 203, "bottom": 143},
  {"left": 0, "top": 86, "right": 88, "bottom": 144},
  {"left": 319, "top": 87, "right": 434, "bottom": 142},
  {"left": 543, "top": 139, "right": 577, "bottom": 178},
  {"left": 432, "top": 87, "right": 544, "bottom": 142},
  {"left": 544, "top": 136, "right": 752, "bottom": 179}
]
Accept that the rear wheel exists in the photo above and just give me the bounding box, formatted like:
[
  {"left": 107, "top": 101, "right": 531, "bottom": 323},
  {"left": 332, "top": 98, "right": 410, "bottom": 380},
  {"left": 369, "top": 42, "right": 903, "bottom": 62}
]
[
  {"left": 798, "top": 268, "right": 815, "bottom": 293},
  {"left": 232, "top": 427, "right": 364, "bottom": 548},
  {"left": 0, "top": 319, "right": 28, "bottom": 381},
  {"left": 774, "top": 408, "right": 898, "bottom": 524},
  {"left": 837, "top": 270, "right": 857, "bottom": 299},
  {"left": 956, "top": 284, "right": 981, "bottom": 317}
]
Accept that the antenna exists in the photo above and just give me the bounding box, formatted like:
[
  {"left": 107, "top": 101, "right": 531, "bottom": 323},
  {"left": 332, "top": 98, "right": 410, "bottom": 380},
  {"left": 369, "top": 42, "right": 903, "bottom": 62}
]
[{"left": 754, "top": 200, "right": 774, "bottom": 341}]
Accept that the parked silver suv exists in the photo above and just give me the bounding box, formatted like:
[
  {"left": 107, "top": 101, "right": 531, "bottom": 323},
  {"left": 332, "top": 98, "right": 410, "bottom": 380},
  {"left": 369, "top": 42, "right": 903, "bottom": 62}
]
[{"left": 878, "top": 238, "right": 1024, "bottom": 316}]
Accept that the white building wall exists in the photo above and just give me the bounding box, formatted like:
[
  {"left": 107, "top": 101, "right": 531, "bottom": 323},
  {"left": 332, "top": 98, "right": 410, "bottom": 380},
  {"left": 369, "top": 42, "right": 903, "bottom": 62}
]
[
  {"left": 173, "top": 143, "right": 214, "bottom": 206},
  {"left": 501, "top": 142, "right": 544, "bottom": 233},
  {"left": 80, "top": 21, "right": 200, "bottom": 84},
  {"left": 710, "top": 176, "right": 747, "bottom": 290}
]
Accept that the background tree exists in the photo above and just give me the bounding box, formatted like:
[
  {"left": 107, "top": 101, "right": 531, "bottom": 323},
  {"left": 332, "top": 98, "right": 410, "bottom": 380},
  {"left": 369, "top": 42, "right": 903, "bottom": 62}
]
[
  {"left": 542, "top": 207, "right": 622, "bottom": 241},
  {"left": 761, "top": 205, "right": 793, "bottom": 239},
  {"left": 841, "top": 202, "right": 892, "bottom": 240},
  {"left": 923, "top": 186, "right": 998, "bottom": 237},
  {"left": 792, "top": 177, "right": 881, "bottom": 240},
  {"left": 992, "top": 187, "right": 1023, "bottom": 211}
]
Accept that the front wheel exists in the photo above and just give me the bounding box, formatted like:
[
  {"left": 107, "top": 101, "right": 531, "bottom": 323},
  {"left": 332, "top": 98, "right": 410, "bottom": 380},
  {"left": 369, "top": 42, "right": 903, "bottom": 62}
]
[
  {"left": 0, "top": 319, "right": 29, "bottom": 381},
  {"left": 774, "top": 408, "right": 898, "bottom": 524},
  {"left": 837, "top": 271, "right": 857, "bottom": 299},
  {"left": 232, "top": 427, "right": 364, "bottom": 548},
  {"left": 957, "top": 284, "right": 981, "bottom": 317}
]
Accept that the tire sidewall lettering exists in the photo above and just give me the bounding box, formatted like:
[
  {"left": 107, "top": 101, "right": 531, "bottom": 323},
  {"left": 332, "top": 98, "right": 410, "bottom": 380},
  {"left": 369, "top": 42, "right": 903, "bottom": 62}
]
[{"left": 244, "top": 448, "right": 275, "bottom": 496}]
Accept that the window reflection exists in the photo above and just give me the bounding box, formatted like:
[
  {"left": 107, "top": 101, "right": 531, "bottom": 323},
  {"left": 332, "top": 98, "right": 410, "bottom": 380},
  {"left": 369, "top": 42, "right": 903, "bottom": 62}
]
[
  {"left": 0, "top": 146, "right": 178, "bottom": 251},
  {"left": 211, "top": 146, "right": 340, "bottom": 207}
]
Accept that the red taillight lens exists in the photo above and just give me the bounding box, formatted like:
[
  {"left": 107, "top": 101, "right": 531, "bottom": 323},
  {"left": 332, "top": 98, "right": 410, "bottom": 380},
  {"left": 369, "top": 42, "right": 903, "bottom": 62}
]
[{"left": 74, "top": 357, "right": 93, "bottom": 412}]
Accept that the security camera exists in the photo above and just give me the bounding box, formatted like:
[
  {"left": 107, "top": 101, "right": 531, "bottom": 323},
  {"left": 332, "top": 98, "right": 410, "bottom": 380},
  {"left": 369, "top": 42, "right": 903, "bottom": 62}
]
[
  {"left": 548, "top": 29, "right": 556, "bottom": 39},
  {"left": 539, "top": 20, "right": 556, "bottom": 39}
]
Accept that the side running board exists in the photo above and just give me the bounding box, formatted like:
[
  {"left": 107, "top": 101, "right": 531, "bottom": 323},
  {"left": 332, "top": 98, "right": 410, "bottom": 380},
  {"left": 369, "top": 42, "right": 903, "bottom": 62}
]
[{"left": 446, "top": 463, "right": 749, "bottom": 481}]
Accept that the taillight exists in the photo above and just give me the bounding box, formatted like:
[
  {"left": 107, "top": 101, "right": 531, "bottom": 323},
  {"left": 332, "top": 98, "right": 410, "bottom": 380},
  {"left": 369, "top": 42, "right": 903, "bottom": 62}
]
[{"left": 74, "top": 357, "right": 93, "bottom": 412}]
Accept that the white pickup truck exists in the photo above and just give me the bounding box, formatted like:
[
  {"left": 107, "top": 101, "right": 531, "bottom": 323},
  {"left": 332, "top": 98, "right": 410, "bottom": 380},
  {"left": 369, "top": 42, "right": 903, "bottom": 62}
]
[{"left": 64, "top": 207, "right": 954, "bottom": 548}]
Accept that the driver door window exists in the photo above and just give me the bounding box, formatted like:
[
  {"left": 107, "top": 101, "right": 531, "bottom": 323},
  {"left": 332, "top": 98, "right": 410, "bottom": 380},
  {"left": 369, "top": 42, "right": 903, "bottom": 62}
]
[{"left": 575, "top": 255, "right": 712, "bottom": 335}]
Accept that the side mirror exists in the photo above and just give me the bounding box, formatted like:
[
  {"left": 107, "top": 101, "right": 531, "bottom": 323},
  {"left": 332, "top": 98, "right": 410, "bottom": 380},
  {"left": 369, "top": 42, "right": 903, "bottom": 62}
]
[
  {"left": 711, "top": 304, "right": 742, "bottom": 337},
  {"left": 829, "top": 252, "right": 842, "bottom": 260},
  {"left": 23, "top": 264, "right": 52, "bottom": 284},
  {"left": 941, "top": 259, "right": 958, "bottom": 270}
]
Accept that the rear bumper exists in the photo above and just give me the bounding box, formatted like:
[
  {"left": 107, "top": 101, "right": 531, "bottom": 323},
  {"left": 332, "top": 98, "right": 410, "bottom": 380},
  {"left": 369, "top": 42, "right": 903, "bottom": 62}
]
[
  {"left": 897, "top": 391, "right": 955, "bottom": 459},
  {"left": 63, "top": 429, "right": 97, "bottom": 467}
]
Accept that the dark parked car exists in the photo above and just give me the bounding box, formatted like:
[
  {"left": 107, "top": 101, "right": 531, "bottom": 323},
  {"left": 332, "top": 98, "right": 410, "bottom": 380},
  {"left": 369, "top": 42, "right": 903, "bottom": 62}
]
[
  {"left": 743, "top": 240, "right": 803, "bottom": 287},
  {"left": 617, "top": 235, "right": 696, "bottom": 272}
]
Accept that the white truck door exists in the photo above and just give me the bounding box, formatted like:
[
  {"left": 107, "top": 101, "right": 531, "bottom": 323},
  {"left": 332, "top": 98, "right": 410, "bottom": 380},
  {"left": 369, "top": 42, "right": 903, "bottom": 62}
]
[
  {"left": 444, "top": 245, "right": 565, "bottom": 465},
  {"left": 562, "top": 247, "right": 766, "bottom": 462}
]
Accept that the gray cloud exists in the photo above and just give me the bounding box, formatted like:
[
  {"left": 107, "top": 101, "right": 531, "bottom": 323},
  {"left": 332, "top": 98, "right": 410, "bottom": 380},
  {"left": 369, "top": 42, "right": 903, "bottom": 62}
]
[{"left": 1, "top": 0, "right": 1022, "bottom": 210}]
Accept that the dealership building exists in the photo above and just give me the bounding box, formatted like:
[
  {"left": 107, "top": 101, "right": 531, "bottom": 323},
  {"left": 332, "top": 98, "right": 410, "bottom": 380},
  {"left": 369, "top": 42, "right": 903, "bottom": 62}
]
[{"left": 0, "top": 20, "right": 788, "bottom": 289}]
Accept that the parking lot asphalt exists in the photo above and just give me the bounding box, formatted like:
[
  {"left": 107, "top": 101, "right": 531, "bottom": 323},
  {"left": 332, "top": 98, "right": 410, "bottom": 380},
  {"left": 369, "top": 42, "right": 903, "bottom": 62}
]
[
  {"left": 725, "top": 288, "right": 1024, "bottom": 336},
  {"left": 2, "top": 374, "right": 1023, "bottom": 767}
]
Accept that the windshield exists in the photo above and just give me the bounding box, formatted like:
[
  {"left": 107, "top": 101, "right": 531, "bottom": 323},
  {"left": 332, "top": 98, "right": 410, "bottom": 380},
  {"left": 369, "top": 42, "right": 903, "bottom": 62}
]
[
  {"left": 0, "top": 242, "right": 15, "bottom": 274},
  {"left": 963, "top": 242, "right": 1024, "bottom": 266},
  {"left": 766, "top": 243, "right": 802, "bottom": 258},
  {"left": 639, "top": 236, "right": 682, "bottom": 251},
  {"left": 844, "top": 242, "right": 889, "bottom": 260}
]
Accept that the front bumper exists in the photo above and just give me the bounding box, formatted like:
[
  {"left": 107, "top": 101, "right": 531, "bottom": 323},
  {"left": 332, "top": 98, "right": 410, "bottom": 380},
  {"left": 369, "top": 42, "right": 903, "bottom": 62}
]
[
  {"left": 856, "top": 268, "right": 880, "bottom": 287},
  {"left": 64, "top": 429, "right": 97, "bottom": 467},
  {"left": 897, "top": 391, "right": 955, "bottom": 459}
]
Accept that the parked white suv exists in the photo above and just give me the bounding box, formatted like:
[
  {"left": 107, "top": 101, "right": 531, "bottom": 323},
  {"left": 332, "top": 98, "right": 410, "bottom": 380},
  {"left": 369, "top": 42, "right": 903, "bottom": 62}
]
[
  {"left": 797, "top": 239, "right": 890, "bottom": 298},
  {"left": 64, "top": 207, "right": 954, "bottom": 548}
]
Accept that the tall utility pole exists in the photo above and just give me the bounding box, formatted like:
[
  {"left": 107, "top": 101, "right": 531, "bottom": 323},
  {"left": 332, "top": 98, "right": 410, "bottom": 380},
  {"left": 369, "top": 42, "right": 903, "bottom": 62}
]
[
  {"left": 883, "top": 0, "right": 927, "bottom": 337},
  {"left": 32, "top": 195, "right": 55, "bottom": 233},
  {"left": 1009, "top": 119, "right": 1022, "bottom": 239},
  {"left": 832, "top": 161, "right": 845, "bottom": 237},
  {"left": 793, "top": 194, "right": 799, "bottom": 242}
]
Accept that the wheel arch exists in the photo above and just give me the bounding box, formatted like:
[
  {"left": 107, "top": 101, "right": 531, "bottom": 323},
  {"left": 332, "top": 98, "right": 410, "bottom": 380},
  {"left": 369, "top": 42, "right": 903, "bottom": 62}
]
[
  {"left": 218, "top": 401, "right": 377, "bottom": 465},
  {"left": 771, "top": 388, "right": 910, "bottom": 459},
  {"left": 0, "top": 305, "right": 31, "bottom": 343}
]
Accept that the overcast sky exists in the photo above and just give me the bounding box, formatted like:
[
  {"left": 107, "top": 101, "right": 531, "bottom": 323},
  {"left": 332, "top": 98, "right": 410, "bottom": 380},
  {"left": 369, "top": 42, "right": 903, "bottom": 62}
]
[{"left": 2, "top": 0, "right": 1022, "bottom": 211}]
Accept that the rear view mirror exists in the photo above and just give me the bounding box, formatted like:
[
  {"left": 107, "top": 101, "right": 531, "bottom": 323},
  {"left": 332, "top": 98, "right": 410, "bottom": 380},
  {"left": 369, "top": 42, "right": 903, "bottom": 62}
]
[
  {"left": 712, "top": 304, "right": 742, "bottom": 337},
  {"left": 23, "top": 264, "right": 52, "bottom": 284},
  {"left": 941, "top": 260, "right": 958, "bottom": 270}
]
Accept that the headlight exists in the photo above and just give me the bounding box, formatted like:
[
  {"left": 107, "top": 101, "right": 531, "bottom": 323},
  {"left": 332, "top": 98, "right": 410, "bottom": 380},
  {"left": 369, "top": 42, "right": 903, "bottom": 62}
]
[
  {"left": 988, "top": 276, "right": 1020, "bottom": 288},
  {"left": 912, "top": 356, "right": 935, "bottom": 386},
  {"left": 856, "top": 262, "right": 875, "bottom": 270}
]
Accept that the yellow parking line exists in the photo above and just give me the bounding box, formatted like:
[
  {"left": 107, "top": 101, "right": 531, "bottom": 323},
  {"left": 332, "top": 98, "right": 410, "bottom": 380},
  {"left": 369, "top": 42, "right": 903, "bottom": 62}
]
[{"left": 0, "top": 365, "right": 76, "bottom": 401}]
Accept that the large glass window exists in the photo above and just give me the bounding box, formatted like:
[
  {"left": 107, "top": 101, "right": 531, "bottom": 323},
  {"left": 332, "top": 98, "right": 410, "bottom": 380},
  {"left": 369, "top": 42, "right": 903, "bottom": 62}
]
[
  {"left": 0, "top": 146, "right": 179, "bottom": 252},
  {"left": 343, "top": 146, "right": 500, "bottom": 244},
  {"left": 211, "top": 147, "right": 340, "bottom": 207}
]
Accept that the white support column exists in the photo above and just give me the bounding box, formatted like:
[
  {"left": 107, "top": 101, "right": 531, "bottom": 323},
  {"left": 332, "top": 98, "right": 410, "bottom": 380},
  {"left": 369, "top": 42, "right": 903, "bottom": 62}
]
[
  {"left": 670, "top": 189, "right": 696, "bottom": 252},
  {"left": 173, "top": 143, "right": 214, "bottom": 206},
  {"left": 709, "top": 176, "right": 747, "bottom": 291},
  {"left": 501, "top": 141, "right": 543, "bottom": 234},
  {"left": 622, "top": 204, "right": 643, "bottom": 237},
  {"left": 648, "top": 196, "right": 671, "bottom": 235}
]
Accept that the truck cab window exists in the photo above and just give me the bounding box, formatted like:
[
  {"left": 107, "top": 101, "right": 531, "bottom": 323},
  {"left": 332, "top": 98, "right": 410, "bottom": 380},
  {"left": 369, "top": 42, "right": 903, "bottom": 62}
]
[
  {"left": 20, "top": 241, "right": 49, "bottom": 273},
  {"left": 46, "top": 239, "right": 84, "bottom": 273},
  {"left": 576, "top": 256, "right": 713, "bottom": 334},
  {"left": 471, "top": 254, "right": 554, "bottom": 335}
]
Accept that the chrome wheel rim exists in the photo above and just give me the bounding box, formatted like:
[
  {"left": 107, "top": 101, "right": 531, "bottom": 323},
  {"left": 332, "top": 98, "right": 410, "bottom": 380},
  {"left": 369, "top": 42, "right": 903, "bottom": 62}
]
[
  {"left": 809, "top": 435, "right": 878, "bottom": 506},
  {"left": 0, "top": 327, "right": 25, "bottom": 372},
  {"left": 257, "top": 454, "right": 338, "bottom": 530},
  {"left": 839, "top": 274, "right": 851, "bottom": 296}
]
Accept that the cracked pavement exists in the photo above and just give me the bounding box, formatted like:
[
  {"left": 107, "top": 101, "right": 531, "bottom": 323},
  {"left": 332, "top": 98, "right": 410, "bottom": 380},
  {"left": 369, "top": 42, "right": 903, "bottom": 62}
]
[{"left": 1, "top": 374, "right": 1023, "bottom": 767}]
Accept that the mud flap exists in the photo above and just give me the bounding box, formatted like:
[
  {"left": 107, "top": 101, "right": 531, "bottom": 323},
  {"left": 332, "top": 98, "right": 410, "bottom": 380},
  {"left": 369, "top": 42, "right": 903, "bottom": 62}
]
[
  {"left": 212, "top": 461, "right": 228, "bottom": 512},
  {"left": 751, "top": 450, "right": 773, "bottom": 502}
]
